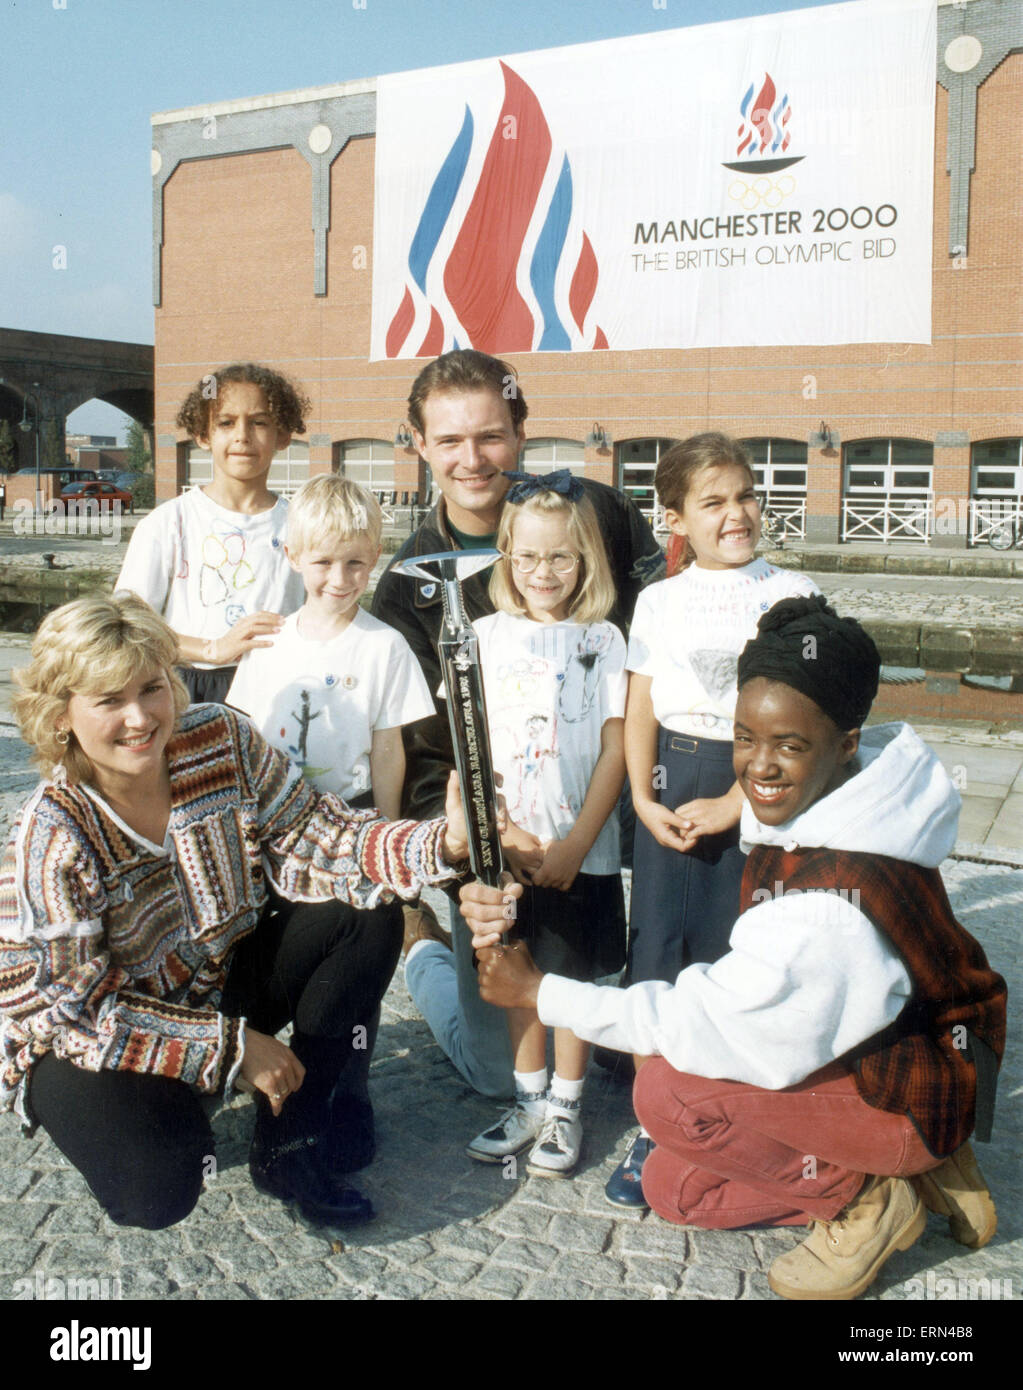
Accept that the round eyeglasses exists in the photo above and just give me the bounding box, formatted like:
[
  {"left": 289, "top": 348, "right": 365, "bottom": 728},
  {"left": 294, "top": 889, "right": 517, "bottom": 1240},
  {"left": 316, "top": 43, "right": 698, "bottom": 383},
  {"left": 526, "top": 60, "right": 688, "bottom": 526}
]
[{"left": 506, "top": 550, "right": 581, "bottom": 574}]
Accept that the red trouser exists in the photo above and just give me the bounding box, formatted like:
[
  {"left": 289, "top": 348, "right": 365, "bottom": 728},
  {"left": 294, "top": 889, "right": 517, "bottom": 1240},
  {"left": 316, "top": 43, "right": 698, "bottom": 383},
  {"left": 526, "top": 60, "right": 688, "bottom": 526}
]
[{"left": 634, "top": 1058, "right": 939, "bottom": 1230}]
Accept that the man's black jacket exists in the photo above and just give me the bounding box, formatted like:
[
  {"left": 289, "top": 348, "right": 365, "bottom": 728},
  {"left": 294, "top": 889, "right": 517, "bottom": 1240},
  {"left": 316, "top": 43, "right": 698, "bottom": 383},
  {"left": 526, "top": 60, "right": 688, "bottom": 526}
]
[{"left": 371, "top": 478, "right": 665, "bottom": 820}]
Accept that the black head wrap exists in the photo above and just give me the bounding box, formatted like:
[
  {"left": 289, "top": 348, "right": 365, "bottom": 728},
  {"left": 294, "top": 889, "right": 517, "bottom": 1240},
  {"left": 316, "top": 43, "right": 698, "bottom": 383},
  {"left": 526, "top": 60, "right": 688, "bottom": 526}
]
[{"left": 737, "top": 595, "right": 880, "bottom": 730}]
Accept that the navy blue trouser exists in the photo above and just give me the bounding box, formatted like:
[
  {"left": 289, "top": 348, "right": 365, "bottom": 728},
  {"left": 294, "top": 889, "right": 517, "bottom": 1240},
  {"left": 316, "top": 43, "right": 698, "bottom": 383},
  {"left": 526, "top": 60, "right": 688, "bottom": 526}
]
[{"left": 28, "top": 891, "right": 401, "bottom": 1229}]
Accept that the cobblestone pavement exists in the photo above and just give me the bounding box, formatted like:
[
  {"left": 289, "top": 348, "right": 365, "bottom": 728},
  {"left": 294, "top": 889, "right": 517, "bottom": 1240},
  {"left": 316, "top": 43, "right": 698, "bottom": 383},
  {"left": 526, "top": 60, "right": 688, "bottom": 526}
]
[
  {"left": 0, "top": 548, "right": 1020, "bottom": 1307},
  {"left": 0, "top": 719, "right": 1019, "bottom": 1305},
  {"left": 803, "top": 573, "right": 1023, "bottom": 627}
]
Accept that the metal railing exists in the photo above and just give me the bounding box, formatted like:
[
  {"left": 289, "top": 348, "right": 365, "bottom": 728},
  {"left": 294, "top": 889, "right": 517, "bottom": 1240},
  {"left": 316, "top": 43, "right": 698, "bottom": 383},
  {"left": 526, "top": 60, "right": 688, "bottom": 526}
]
[
  {"left": 968, "top": 497, "right": 1023, "bottom": 547},
  {"left": 759, "top": 493, "right": 807, "bottom": 541},
  {"left": 841, "top": 496, "right": 933, "bottom": 543}
]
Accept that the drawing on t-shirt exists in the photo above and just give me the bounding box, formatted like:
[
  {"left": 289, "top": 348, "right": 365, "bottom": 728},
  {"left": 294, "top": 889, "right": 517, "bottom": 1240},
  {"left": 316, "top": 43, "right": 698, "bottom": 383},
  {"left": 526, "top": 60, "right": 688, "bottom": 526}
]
[
  {"left": 558, "top": 627, "right": 612, "bottom": 723},
  {"left": 199, "top": 529, "right": 256, "bottom": 608},
  {"left": 283, "top": 689, "right": 321, "bottom": 764},
  {"left": 513, "top": 712, "right": 558, "bottom": 821},
  {"left": 688, "top": 649, "right": 739, "bottom": 705}
]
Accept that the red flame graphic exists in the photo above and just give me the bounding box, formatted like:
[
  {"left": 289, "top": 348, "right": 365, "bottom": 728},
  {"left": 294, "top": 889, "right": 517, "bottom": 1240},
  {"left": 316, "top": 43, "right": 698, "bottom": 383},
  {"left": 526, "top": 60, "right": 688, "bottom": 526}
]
[
  {"left": 416, "top": 307, "right": 445, "bottom": 358},
  {"left": 442, "top": 62, "right": 552, "bottom": 353},
  {"left": 386, "top": 286, "right": 415, "bottom": 359},
  {"left": 749, "top": 74, "right": 776, "bottom": 153},
  {"left": 569, "top": 232, "right": 598, "bottom": 333}
]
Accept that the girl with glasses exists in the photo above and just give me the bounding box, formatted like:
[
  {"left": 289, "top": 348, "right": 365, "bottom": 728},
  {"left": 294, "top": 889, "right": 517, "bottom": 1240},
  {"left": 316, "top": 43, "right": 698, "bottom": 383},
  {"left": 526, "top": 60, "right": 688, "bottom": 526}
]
[{"left": 462, "top": 474, "right": 627, "bottom": 1178}]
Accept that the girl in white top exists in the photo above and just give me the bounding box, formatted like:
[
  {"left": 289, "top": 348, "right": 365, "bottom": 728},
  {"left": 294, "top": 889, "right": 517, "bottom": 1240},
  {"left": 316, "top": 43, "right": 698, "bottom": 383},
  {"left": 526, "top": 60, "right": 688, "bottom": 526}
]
[
  {"left": 117, "top": 364, "right": 309, "bottom": 705},
  {"left": 464, "top": 473, "right": 627, "bottom": 1179},
  {"left": 605, "top": 433, "right": 819, "bottom": 1208}
]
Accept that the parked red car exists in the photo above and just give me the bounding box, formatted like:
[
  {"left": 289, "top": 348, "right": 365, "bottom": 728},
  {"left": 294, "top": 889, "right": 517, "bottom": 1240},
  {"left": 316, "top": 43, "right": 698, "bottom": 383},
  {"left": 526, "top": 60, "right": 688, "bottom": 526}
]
[{"left": 59, "top": 479, "right": 134, "bottom": 513}]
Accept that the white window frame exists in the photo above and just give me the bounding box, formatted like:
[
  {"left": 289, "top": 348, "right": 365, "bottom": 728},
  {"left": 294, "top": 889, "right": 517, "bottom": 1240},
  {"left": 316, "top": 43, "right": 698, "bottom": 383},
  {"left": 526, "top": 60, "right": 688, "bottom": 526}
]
[
  {"left": 615, "top": 437, "right": 678, "bottom": 528},
  {"left": 841, "top": 439, "right": 934, "bottom": 543},
  {"left": 336, "top": 439, "right": 397, "bottom": 511},
  {"left": 969, "top": 439, "right": 1023, "bottom": 546},
  {"left": 743, "top": 438, "right": 808, "bottom": 540},
  {"left": 520, "top": 438, "right": 585, "bottom": 473}
]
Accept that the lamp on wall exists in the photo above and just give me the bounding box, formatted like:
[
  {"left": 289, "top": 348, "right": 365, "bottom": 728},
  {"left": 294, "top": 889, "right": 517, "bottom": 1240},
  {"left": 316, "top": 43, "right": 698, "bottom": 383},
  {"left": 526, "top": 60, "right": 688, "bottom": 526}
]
[
  {"left": 585, "top": 422, "right": 612, "bottom": 450},
  {"left": 809, "top": 420, "right": 839, "bottom": 451},
  {"left": 394, "top": 422, "right": 413, "bottom": 448}
]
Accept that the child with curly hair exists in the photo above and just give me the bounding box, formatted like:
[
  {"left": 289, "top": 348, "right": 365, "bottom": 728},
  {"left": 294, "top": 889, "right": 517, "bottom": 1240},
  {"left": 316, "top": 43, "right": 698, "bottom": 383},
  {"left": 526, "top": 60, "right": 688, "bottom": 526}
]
[{"left": 117, "top": 362, "right": 310, "bottom": 703}]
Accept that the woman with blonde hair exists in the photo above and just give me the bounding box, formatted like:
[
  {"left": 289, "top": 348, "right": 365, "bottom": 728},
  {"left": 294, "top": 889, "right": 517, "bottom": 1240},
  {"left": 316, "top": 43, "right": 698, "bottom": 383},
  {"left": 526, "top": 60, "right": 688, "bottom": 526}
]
[{"left": 0, "top": 592, "right": 468, "bottom": 1229}]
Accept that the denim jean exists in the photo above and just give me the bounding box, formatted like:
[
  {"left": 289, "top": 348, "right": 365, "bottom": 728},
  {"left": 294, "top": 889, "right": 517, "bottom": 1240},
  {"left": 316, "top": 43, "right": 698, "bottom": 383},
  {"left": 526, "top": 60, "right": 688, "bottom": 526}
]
[{"left": 403, "top": 899, "right": 515, "bottom": 1099}]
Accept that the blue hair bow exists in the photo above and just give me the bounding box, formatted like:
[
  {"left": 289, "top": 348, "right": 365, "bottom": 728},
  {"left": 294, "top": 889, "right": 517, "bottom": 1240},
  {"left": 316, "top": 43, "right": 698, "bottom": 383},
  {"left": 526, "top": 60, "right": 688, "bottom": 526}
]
[{"left": 504, "top": 469, "right": 584, "bottom": 503}]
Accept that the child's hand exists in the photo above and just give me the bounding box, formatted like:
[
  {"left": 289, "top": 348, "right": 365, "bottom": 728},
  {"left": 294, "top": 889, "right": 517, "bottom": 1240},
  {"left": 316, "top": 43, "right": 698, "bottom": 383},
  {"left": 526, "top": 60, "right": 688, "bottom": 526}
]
[
  {"left": 442, "top": 771, "right": 469, "bottom": 865},
  {"left": 214, "top": 611, "right": 284, "bottom": 665},
  {"left": 500, "top": 821, "right": 544, "bottom": 884},
  {"left": 635, "top": 799, "right": 699, "bottom": 854},
  {"left": 531, "top": 836, "right": 586, "bottom": 892},
  {"left": 476, "top": 940, "right": 543, "bottom": 1011},
  {"left": 672, "top": 793, "right": 743, "bottom": 851},
  {"left": 460, "top": 875, "right": 522, "bottom": 949}
]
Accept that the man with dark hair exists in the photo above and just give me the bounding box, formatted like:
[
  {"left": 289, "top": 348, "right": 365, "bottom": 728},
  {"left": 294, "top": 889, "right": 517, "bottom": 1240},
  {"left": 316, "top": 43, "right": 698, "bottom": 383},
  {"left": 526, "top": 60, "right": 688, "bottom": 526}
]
[{"left": 372, "top": 349, "right": 664, "bottom": 1097}]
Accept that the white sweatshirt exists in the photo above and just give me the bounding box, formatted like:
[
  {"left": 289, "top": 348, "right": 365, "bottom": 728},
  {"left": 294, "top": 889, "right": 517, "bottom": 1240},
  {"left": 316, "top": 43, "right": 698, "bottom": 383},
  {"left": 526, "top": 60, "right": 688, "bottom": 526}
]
[{"left": 537, "top": 723, "right": 961, "bottom": 1090}]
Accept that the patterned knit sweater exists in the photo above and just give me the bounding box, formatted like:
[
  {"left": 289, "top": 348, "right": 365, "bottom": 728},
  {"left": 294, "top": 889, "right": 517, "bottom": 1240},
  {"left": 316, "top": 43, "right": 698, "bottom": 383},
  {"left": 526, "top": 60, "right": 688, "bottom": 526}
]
[{"left": 0, "top": 704, "right": 456, "bottom": 1125}]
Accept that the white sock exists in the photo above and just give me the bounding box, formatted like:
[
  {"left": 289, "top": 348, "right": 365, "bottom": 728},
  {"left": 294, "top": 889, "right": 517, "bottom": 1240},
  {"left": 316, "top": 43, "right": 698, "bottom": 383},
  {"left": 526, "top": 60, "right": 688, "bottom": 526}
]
[
  {"left": 548, "top": 1074, "right": 584, "bottom": 1116},
  {"left": 515, "top": 1068, "right": 548, "bottom": 1114}
]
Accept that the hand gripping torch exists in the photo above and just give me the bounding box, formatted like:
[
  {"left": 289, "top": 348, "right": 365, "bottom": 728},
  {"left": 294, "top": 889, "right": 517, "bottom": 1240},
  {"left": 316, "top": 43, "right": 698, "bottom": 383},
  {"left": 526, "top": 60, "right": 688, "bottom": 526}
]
[{"left": 391, "top": 550, "right": 505, "bottom": 889}]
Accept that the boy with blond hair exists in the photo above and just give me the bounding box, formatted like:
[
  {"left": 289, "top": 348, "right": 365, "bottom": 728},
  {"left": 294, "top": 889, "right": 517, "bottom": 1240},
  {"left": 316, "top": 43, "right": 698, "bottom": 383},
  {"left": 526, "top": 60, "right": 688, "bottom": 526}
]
[
  {"left": 227, "top": 473, "right": 437, "bottom": 1176},
  {"left": 228, "top": 473, "right": 433, "bottom": 818}
]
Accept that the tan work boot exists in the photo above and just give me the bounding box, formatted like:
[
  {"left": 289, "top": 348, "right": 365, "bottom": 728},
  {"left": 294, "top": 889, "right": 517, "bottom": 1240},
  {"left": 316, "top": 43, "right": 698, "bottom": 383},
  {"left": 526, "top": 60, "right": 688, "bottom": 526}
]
[
  {"left": 401, "top": 900, "right": 452, "bottom": 956},
  {"left": 768, "top": 1175, "right": 925, "bottom": 1301},
  {"left": 912, "top": 1141, "right": 997, "bottom": 1249}
]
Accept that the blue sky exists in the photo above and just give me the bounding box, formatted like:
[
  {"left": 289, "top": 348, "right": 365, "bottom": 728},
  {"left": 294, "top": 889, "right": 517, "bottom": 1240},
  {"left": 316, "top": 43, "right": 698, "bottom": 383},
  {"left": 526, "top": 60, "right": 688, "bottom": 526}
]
[{"left": 2, "top": 0, "right": 846, "bottom": 438}]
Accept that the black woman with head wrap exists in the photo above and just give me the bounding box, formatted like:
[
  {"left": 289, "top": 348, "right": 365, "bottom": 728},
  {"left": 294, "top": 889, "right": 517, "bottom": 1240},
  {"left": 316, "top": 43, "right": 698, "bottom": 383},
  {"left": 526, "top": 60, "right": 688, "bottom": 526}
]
[{"left": 461, "top": 595, "right": 1006, "bottom": 1300}]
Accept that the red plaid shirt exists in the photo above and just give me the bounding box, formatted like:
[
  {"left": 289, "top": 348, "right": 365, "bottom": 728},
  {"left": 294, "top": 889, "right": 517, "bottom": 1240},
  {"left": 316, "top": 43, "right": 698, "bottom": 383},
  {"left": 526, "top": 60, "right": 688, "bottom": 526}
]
[{"left": 741, "top": 846, "right": 1007, "bottom": 1157}]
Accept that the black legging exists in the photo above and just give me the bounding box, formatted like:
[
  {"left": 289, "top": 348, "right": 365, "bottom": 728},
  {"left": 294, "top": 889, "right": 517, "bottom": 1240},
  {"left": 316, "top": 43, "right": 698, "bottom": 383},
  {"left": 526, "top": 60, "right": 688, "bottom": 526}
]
[{"left": 27, "top": 891, "right": 402, "bottom": 1229}]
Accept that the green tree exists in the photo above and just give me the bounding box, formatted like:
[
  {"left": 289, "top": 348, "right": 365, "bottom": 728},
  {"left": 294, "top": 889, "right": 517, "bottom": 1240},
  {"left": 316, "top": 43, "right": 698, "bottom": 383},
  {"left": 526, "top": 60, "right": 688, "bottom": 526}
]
[
  {"left": 0, "top": 419, "right": 15, "bottom": 476},
  {"left": 124, "top": 420, "right": 154, "bottom": 509},
  {"left": 125, "top": 420, "right": 152, "bottom": 473}
]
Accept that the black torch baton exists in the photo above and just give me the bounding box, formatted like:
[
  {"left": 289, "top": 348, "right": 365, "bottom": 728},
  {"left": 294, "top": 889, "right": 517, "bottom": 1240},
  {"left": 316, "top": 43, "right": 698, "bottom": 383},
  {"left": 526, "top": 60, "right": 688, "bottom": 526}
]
[{"left": 391, "top": 550, "right": 505, "bottom": 889}]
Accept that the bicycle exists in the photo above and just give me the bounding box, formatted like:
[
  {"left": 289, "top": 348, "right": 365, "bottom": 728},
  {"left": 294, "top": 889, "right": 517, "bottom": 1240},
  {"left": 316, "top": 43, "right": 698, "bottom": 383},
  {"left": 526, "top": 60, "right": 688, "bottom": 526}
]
[
  {"left": 758, "top": 498, "right": 786, "bottom": 549},
  {"left": 987, "top": 514, "right": 1023, "bottom": 550}
]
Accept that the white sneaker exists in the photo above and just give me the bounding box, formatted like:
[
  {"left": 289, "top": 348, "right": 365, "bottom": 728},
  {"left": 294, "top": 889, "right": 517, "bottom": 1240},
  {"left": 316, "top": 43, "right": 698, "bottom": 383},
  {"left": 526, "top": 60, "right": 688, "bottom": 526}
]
[
  {"left": 526, "top": 1107, "right": 582, "bottom": 1179},
  {"left": 466, "top": 1096, "right": 547, "bottom": 1164}
]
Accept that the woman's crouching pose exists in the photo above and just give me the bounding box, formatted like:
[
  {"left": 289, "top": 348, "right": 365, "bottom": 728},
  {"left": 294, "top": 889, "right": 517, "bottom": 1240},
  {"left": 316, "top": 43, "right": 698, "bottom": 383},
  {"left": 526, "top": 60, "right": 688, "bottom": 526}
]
[
  {"left": 0, "top": 593, "right": 468, "bottom": 1229},
  {"left": 462, "top": 597, "right": 1006, "bottom": 1300}
]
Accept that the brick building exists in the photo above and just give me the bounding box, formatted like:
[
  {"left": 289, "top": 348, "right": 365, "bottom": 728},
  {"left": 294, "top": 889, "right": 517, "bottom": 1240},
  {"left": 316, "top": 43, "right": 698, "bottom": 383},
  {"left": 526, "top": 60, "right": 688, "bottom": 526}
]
[{"left": 150, "top": 0, "right": 1022, "bottom": 547}]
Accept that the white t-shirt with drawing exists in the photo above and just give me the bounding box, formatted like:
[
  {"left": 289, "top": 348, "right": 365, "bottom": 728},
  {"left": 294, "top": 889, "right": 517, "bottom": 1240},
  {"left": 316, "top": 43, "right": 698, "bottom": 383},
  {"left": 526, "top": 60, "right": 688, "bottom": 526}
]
[
  {"left": 473, "top": 611, "right": 627, "bottom": 876},
  {"left": 627, "top": 559, "right": 820, "bottom": 739},
  {"left": 116, "top": 490, "right": 304, "bottom": 664},
  {"left": 226, "top": 606, "right": 435, "bottom": 800}
]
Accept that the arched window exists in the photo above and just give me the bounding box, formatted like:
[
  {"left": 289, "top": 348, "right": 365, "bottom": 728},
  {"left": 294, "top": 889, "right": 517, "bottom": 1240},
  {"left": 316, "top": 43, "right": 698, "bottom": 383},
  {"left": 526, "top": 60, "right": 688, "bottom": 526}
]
[
  {"left": 266, "top": 441, "right": 309, "bottom": 499},
  {"left": 615, "top": 437, "right": 679, "bottom": 526},
  {"left": 742, "top": 438, "right": 808, "bottom": 539},
  {"left": 841, "top": 439, "right": 933, "bottom": 543},
  {"left": 335, "top": 439, "right": 397, "bottom": 506},
  {"left": 184, "top": 443, "right": 212, "bottom": 490},
  {"left": 969, "top": 439, "right": 1023, "bottom": 546},
  {"left": 520, "top": 438, "right": 585, "bottom": 473}
]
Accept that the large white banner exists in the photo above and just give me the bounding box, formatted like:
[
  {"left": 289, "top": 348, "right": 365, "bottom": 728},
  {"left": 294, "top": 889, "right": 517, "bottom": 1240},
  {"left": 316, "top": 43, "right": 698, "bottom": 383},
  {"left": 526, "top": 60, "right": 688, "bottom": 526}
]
[{"left": 371, "top": 0, "right": 935, "bottom": 359}]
